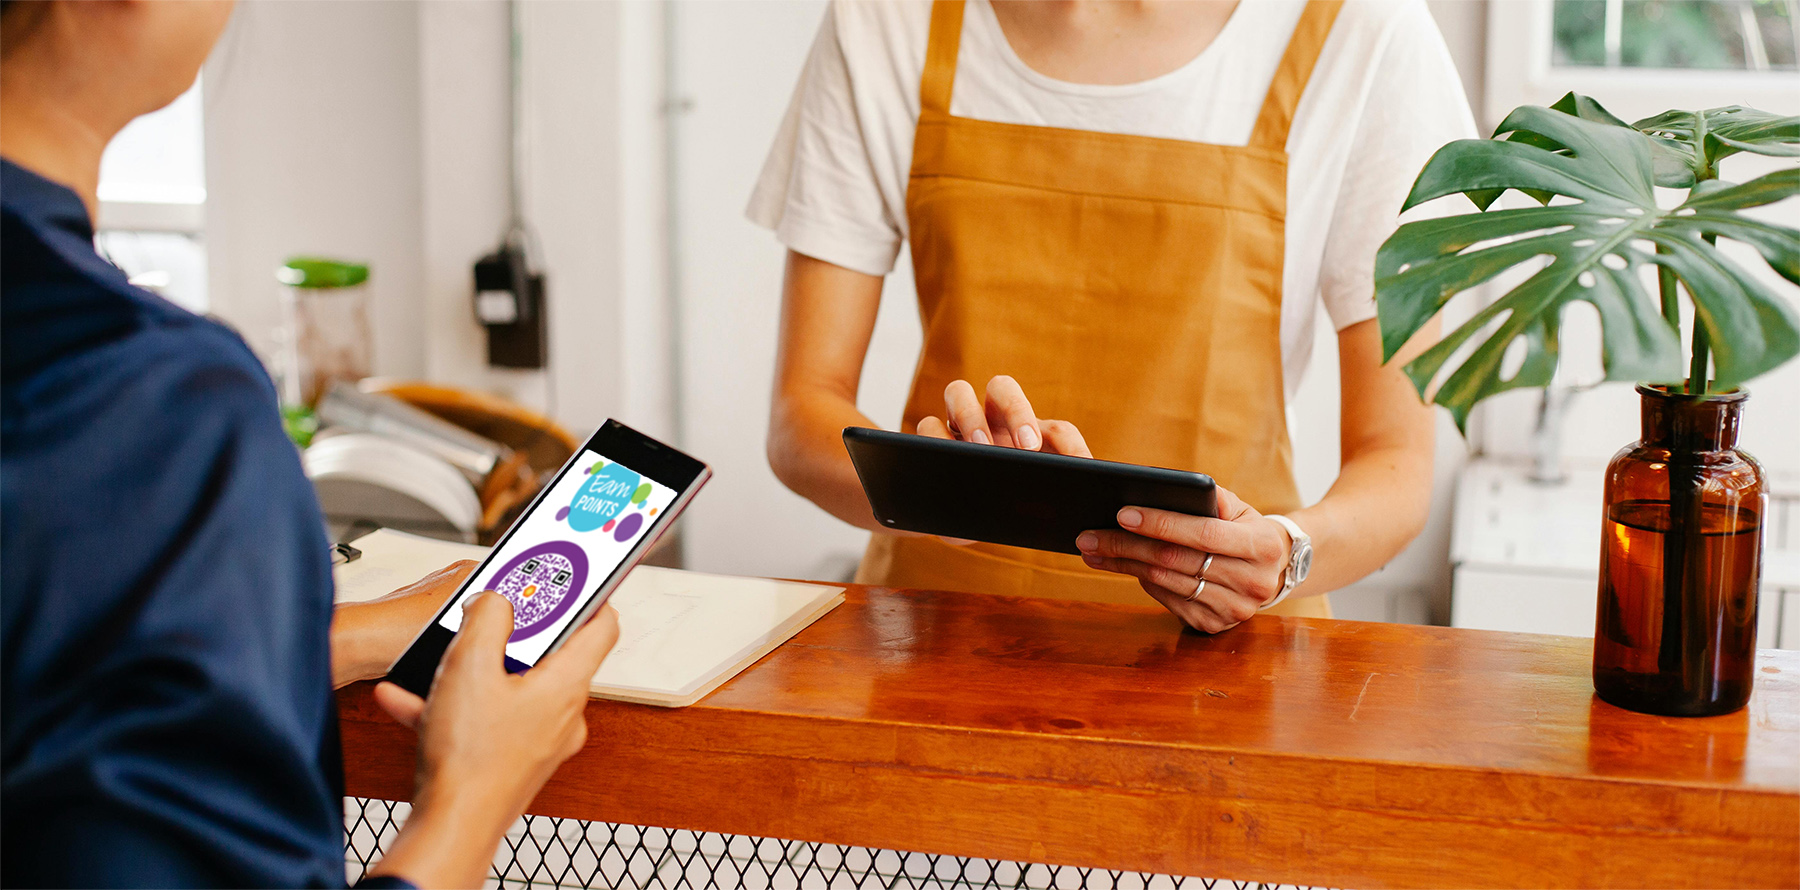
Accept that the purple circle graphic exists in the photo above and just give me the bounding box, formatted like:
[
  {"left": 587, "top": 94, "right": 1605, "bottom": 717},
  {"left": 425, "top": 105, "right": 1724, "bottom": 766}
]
[
  {"left": 613, "top": 511, "right": 645, "bottom": 542},
  {"left": 483, "top": 540, "right": 589, "bottom": 642},
  {"left": 555, "top": 506, "right": 570, "bottom": 521}
]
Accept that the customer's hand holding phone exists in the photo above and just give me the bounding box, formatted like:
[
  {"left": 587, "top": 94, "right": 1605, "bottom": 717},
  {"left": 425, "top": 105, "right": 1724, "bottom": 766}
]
[{"left": 363, "top": 593, "right": 620, "bottom": 889}]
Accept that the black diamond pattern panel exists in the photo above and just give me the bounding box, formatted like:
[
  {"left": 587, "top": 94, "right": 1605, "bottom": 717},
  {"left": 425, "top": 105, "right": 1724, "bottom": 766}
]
[{"left": 344, "top": 797, "right": 1326, "bottom": 890}]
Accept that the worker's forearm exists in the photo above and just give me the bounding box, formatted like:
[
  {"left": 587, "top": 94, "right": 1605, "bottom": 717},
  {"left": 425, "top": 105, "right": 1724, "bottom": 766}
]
[
  {"left": 1287, "top": 444, "right": 1433, "bottom": 596},
  {"left": 768, "top": 386, "right": 887, "bottom": 532}
]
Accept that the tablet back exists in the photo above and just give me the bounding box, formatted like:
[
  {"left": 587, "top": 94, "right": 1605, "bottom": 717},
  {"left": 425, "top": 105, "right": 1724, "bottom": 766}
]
[{"left": 843, "top": 428, "right": 1216, "bottom": 555}]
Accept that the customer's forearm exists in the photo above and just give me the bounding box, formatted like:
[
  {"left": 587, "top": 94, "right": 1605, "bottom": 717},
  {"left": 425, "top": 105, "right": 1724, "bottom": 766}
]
[
  {"left": 769, "top": 387, "right": 886, "bottom": 532},
  {"left": 1286, "top": 445, "right": 1433, "bottom": 596}
]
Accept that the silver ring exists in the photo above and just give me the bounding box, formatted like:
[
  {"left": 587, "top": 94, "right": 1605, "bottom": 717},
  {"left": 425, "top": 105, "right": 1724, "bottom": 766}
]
[
  {"left": 1186, "top": 554, "right": 1215, "bottom": 602},
  {"left": 1186, "top": 577, "right": 1208, "bottom": 602}
]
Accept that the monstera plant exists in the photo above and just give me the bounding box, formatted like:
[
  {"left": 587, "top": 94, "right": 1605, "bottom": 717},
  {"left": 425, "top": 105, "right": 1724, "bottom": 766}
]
[
  {"left": 1374, "top": 94, "right": 1799, "bottom": 718},
  {"left": 1375, "top": 94, "right": 1799, "bottom": 424}
]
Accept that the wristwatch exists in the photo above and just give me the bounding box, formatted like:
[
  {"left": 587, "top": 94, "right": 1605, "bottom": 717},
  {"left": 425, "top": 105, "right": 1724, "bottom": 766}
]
[{"left": 1261, "top": 514, "right": 1312, "bottom": 611}]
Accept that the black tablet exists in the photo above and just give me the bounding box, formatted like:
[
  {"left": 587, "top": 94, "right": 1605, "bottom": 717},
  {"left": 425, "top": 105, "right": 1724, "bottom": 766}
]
[{"left": 842, "top": 427, "right": 1216, "bottom": 554}]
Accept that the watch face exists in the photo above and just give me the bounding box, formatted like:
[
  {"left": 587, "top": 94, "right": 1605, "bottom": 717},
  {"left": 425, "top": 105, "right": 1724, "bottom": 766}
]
[{"left": 1292, "top": 543, "right": 1313, "bottom": 584}]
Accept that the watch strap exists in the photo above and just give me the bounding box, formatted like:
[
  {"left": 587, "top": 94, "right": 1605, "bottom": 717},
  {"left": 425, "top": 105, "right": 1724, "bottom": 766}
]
[{"left": 1260, "top": 514, "right": 1309, "bottom": 612}]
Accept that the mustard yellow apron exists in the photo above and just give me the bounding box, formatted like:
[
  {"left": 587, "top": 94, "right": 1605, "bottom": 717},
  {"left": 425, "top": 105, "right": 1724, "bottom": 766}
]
[{"left": 857, "top": 0, "right": 1341, "bottom": 619}]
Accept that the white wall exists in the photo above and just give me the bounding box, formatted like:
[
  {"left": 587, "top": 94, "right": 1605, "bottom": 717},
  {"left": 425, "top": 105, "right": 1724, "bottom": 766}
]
[
  {"left": 1427, "top": 0, "right": 1488, "bottom": 127},
  {"left": 208, "top": 0, "right": 670, "bottom": 447},
  {"left": 417, "top": 1, "right": 536, "bottom": 406},
  {"left": 669, "top": 0, "right": 903, "bottom": 581},
  {"left": 203, "top": 1, "right": 425, "bottom": 381},
  {"left": 417, "top": 0, "right": 671, "bottom": 441}
]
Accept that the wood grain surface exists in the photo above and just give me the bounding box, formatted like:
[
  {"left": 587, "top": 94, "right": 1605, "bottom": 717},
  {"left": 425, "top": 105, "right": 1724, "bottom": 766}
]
[{"left": 340, "top": 585, "right": 1800, "bottom": 889}]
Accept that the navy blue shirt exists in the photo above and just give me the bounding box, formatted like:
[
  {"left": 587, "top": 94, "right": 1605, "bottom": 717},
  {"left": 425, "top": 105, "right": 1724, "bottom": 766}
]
[{"left": 1, "top": 160, "right": 365, "bottom": 887}]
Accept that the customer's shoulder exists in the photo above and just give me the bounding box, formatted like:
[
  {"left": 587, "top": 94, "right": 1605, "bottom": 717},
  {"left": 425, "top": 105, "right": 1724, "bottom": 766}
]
[
  {"left": 3, "top": 244, "right": 264, "bottom": 422},
  {"left": 2, "top": 280, "right": 272, "bottom": 441}
]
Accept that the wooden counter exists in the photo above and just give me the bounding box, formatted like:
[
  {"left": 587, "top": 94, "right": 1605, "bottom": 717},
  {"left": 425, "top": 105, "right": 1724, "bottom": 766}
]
[{"left": 339, "top": 585, "right": 1800, "bottom": 889}]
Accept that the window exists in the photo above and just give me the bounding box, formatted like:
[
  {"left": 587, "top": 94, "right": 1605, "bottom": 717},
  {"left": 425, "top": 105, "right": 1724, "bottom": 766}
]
[
  {"left": 1486, "top": 0, "right": 1799, "bottom": 128},
  {"left": 95, "top": 81, "right": 208, "bottom": 313},
  {"left": 1553, "top": 0, "right": 1797, "bottom": 71}
]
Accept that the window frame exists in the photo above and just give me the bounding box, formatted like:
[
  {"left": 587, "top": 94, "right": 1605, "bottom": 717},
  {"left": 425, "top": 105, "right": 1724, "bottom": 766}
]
[
  {"left": 1485, "top": 0, "right": 1800, "bottom": 126},
  {"left": 96, "top": 200, "right": 205, "bottom": 236}
]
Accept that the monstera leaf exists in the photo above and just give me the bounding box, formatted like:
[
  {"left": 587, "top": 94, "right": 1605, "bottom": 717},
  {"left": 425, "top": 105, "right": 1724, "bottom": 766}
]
[
  {"left": 1469, "top": 93, "right": 1699, "bottom": 196},
  {"left": 1375, "top": 101, "right": 1800, "bottom": 431},
  {"left": 1635, "top": 104, "right": 1800, "bottom": 173}
]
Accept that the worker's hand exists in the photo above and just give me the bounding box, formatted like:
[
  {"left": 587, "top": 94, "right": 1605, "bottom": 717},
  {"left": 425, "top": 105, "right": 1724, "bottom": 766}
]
[
  {"left": 916, "top": 375, "right": 1092, "bottom": 457},
  {"left": 910, "top": 375, "right": 1092, "bottom": 547},
  {"left": 1075, "top": 484, "right": 1294, "bottom": 634},
  {"left": 331, "top": 560, "right": 476, "bottom": 688},
  {"left": 366, "top": 593, "right": 619, "bottom": 888}
]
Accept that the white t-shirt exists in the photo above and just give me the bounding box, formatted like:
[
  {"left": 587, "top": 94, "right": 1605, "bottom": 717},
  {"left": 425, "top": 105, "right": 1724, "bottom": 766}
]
[{"left": 748, "top": 0, "right": 1478, "bottom": 397}]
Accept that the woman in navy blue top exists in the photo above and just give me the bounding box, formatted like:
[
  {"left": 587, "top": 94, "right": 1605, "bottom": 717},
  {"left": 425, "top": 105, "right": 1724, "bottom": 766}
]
[{"left": 1, "top": 2, "right": 620, "bottom": 887}]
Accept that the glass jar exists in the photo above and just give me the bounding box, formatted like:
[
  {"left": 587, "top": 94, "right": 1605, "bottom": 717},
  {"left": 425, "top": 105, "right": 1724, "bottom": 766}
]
[
  {"left": 1593, "top": 384, "right": 1765, "bottom": 717},
  {"left": 276, "top": 257, "right": 372, "bottom": 406}
]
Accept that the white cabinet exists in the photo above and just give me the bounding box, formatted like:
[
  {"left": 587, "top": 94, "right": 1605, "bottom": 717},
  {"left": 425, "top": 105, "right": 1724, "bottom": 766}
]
[
  {"left": 1450, "top": 459, "right": 1800, "bottom": 648},
  {"left": 1450, "top": 568, "right": 1597, "bottom": 637}
]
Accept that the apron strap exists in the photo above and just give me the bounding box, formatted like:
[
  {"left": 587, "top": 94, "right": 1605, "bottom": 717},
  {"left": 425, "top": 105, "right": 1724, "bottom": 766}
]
[
  {"left": 1247, "top": 0, "right": 1344, "bottom": 151},
  {"left": 920, "top": 0, "right": 967, "bottom": 117}
]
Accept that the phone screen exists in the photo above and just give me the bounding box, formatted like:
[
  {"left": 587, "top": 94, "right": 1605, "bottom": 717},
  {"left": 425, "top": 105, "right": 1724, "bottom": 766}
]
[{"left": 437, "top": 449, "right": 677, "bottom": 666}]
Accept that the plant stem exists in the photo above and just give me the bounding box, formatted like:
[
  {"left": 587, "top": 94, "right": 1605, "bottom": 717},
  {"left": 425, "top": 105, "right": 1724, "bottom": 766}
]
[
  {"left": 1656, "top": 247, "right": 1680, "bottom": 330},
  {"left": 1688, "top": 325, "right": 1711, "bottom": 395},
  {"left": 1685, "top": 233, "right": 1719, "bottom": 395},
  {"left": 1658, "top": 119, "right": 1719, "bottom": 709}
]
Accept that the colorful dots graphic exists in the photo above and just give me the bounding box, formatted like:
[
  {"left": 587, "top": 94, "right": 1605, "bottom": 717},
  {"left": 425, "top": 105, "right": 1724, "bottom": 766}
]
[
  {"left": 603, "top": 519, "right": 616, "bottom": 532},
  {"left": 631, "top": 482, "right": 652, "bottom": 505},
  {"left": 568, "top": 462, "right": 639, "bottom": 533},
  {"left": 555, "top": 506, "right": 570, "bottom": 521},
  {"left": 613, "top": 511, "right": 644, "bottom": 542}
]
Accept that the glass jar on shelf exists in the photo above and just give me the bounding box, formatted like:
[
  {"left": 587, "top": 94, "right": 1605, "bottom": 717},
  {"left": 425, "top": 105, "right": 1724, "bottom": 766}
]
[{"left": 275, "top": 256, "right": 372, "bottom": 408}]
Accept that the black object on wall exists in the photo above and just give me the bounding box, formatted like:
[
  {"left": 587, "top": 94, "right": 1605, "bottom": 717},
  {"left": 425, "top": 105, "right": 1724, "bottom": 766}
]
[{"left": 474, "top": 242, "right": 546, "bottom": 369}]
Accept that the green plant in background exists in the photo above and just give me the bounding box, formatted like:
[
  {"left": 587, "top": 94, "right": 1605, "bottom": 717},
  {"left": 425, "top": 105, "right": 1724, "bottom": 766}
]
[
  {"left": 283, "top": 403, "right": 319, "bottom": 449},
  {"left": 1373, "top": 92, "right": 1800, "bottom": 430}
]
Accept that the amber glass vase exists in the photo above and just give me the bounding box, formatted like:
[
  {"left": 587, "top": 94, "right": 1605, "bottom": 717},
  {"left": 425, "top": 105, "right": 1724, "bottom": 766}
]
[{"left": 1593, "top": 385, "right": 1765, "bottom": 717}]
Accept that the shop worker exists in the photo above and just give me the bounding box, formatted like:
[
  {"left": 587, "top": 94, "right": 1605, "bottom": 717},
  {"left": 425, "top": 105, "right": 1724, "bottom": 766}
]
[
  {"left": 2, "top": 2, "right": 617, "bottom": 887},
  {"left": 760, "top": 0, "right": 1473, "bottom": 631}
]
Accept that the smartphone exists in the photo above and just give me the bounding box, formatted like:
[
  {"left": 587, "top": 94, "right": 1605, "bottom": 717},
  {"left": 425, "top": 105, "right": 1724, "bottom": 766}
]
[{"left": 385, "top": 419, "right": 710, "bottom": 697}]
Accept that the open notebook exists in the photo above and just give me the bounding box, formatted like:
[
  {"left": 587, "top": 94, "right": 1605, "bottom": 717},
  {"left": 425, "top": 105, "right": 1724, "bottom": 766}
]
[{"left": 335, "top": 529, "right": 845, "bottom": 707}]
